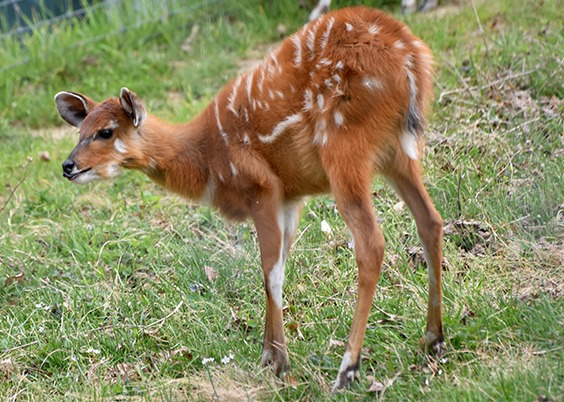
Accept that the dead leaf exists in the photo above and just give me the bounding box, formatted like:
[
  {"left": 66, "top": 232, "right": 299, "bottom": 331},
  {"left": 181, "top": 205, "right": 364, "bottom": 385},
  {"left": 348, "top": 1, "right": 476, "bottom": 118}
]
[
  {"left": 393, "top": 201, "right": 405, "bottom": 213},
  {"left": 285, "top": 374, "right": 298, "bottom": 389},
  {"left": 204, "top": 266, "right": 218, "bottom": 282},
  {"left": 4, "top": 272, "right": 25, "bottom": 287},
  {"left": 329, "top": 339, "right": 345, "bottom": 348},
  {"left": 366, "top": 375, "right": 385, "bottom": 392}
]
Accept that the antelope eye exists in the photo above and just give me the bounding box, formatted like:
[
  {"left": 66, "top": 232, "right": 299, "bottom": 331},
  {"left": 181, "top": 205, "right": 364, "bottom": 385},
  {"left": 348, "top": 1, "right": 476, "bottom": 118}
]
[{"left": 98, "top": 129, "right": 113, "bottom": 139}]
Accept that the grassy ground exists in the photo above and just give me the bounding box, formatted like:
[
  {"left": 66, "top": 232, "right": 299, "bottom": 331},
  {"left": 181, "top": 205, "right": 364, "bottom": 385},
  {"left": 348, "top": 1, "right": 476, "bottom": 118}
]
[{"left": 1, "top": 0, "right": 563, "bottom": 400}]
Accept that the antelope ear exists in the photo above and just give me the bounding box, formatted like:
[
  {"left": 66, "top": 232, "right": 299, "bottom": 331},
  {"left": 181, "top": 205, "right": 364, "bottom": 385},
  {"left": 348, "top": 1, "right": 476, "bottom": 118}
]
[
  {"left": 54, "top": 91, "right": 97, "bottom": 127},
  {"left": 119, "top": 87, "right": 146, "bottom": 127}
]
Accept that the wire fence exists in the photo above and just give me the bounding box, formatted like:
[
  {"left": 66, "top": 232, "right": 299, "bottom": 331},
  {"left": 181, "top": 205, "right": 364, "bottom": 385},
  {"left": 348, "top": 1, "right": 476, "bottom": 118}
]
[{"left": 0, "top": 0, "right": 223, "bottom": 74}]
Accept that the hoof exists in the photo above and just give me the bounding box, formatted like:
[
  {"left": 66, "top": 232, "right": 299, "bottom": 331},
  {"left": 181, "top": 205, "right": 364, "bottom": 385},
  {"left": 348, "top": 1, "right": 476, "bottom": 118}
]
[
  {"left": 332, "top": 351, "right": 360, "bottom": 392},
  {"left": 261, "top": 347, "right": 290, "bottom": 377},
  {"left": 332, "top": 366, "right": 360, "bottom": 392},
  {"left": 419, "top": 332, "right": 445, "bottom": 357}
]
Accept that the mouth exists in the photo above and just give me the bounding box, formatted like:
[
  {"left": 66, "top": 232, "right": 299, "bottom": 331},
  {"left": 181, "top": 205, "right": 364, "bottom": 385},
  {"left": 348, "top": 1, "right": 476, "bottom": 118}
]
[{"left": 63, "top": 168, "right": 91, "bottom": 181}]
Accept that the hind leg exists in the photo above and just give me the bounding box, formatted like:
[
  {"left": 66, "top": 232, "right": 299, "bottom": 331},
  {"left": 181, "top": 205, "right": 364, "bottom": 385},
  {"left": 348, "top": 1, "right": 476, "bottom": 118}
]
[
  {"left": 320, "top": 148, "right": 385, "bottom": 390},
  {"left": 384, "top": 157, "right": 444, "bottom": 355}
]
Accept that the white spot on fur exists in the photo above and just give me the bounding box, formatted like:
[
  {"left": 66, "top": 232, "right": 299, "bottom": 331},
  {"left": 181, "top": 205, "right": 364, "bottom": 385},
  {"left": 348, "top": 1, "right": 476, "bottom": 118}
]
[
  {"left": 335, "top": 60, "right": 344, "bottom": 70},
  {"left": 368, "top": 24, "right": 380, "bottom": 35},
  {"left": 258, "top": 113, "right": 303, "bottom": 143},
  {"left": 317, "top": 94, "right": 324, "bottom": 110},
  {"left": 230, "top": 162, "right": 238, "bottom": 177},
  {"left": 114, "top": 138, "right": 127, "bottom": 154},
  {"left": 333, "top": 74, "right": 342, "bottom": 83},
  {"left": 345, "top": 22, "right": 353, "bottom": 31},
  {"left": 303, "top": 89, "right": 314, "bottom": 111},
  {"left": 394, "top": 40, "right": 406, "bottom": 49},
  {"left": 242, "top": 133, "right": 250, "bottom": 145},
  {"left": 108, "top": 119, "right": 119, "bottom": 129},
  {"left": 275, "top": 90, "right": 284, "bottom": 99},
  {"left": 334, "top": 111, "right": 343, "bottom": 126},
  {"left": 363, "top": 77, "right": 384, "bottom": 91},
  {"left": 292, "top": 35, "right": 302, "bottom": 66},
  {"left": 401, "top": 130, "right": 419, "bottom": 160}
]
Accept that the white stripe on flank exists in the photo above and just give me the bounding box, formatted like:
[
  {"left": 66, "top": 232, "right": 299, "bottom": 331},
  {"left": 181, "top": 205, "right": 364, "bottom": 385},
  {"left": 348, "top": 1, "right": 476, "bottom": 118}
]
[
  {"left": 246, "top": 69, "right": 255, "bottom": 102},
  {"left": 292, "top": 35, "right": 302, "bottom": 66},
  {"left": 214, "top": 98, "right": 228, "bottom": 142},
  {"left": 227, "top": 76, "right": 243, "bottom": 116},
  {"left": 307, "top": 21, "right": 321, "bottom": 60},
  {"left": 258, "top": 113, "right": 302, "bottom": 143},
  {"left": 320, "top": 17, "right": 334, "bottom": 50}
]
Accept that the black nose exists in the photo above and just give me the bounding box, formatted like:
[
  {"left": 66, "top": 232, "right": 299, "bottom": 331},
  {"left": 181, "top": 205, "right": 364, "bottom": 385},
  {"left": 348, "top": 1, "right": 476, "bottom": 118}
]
[{"left": 62, "top": 159, "right": 75, "bottom": 174}]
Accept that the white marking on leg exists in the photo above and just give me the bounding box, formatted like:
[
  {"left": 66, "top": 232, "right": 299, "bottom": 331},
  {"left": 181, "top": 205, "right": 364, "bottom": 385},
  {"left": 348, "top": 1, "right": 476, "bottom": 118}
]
[
  {"left": 114, "top": 138, "right": 127, "bottom": 154},
  {"left": 401, "top": 129, "right": 419, "bottom": 160},
  {"left": 198, "top": 177, "right": 217, "bottom": 206},
  {"left": 269, "top": 208, "right": 286, "bottom": 308},
  {"left": 337, "top": 351, "right": 354, "bottom": 378},
  {"left": 258, "top": 113, "right": 303, "bottom": 143}
]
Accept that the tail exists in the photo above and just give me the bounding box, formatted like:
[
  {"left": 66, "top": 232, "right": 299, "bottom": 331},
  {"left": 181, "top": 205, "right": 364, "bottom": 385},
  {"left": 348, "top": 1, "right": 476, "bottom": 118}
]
[{"left": 401, "top": 63, "right": 424, "bottom": 160}]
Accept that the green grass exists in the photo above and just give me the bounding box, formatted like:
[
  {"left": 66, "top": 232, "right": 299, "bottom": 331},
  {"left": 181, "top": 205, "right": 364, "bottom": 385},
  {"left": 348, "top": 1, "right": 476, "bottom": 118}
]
[{"left": 1, "top": 0, "right": 563, "bottom": 400}]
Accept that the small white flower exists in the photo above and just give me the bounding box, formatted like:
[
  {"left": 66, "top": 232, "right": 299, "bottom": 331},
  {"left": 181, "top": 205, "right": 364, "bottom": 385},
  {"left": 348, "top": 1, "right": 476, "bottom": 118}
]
[
  {"left": 202, "top": 357, "right": 215, "bottom": 365},
  {"left": 221, "top": 352, "right": 235, "bottom": 364},
  {"left": 38, "top": 326, "right": 45, "bottom": 333},
  {"left": 85, "top": 348, "right": 100, "bottom": 354},
  {"left": 321, "top": 220, "right": 332, "bottom": 234}
]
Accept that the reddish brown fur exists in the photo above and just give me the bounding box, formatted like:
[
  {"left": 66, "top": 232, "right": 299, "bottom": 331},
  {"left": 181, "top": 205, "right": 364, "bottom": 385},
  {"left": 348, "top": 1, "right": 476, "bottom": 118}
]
[{"left": 56, "top": 6, "right": 444, "bottom": 390}]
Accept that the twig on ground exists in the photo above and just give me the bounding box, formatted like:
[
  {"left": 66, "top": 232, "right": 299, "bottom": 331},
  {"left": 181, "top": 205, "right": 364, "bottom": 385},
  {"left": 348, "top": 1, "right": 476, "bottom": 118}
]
[
  {"left": 0, "top": 157, "right": 33, "bottom": 215},
  {"left": 438, "top": 68, "right": 540, "bottom": 103}
]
